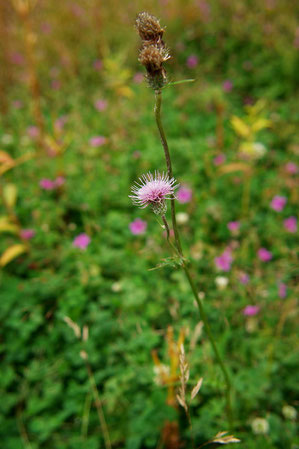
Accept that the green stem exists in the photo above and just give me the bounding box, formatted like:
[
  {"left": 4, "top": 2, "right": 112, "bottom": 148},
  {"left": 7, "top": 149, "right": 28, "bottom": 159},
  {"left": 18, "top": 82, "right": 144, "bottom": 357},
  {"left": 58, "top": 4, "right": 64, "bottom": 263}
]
[{"left": 154, "top": 89, "right": 233, "bottom": 429}]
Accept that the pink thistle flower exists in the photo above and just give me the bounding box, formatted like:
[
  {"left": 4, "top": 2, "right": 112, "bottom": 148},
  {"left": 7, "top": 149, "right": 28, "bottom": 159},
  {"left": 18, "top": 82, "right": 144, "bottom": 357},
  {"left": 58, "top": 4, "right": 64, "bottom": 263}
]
[
  {"left": 186, "top": 55, "right": 198, "bottom": 68},
  {"left": 278, "top": 282, "right": 287, "bottom": 299},
  {"left": 270, "top": 195, "right": 287, "bottom": 212},
  {"left": 94, "top": 99, "right": 107, "bottom": 111},
  {"left": 177, "top": 186, "right": 192, "bottom": 204},
  {"left": 283, "top": 216, "right": 297, "bottom": 233},
  {"left": 215, "top": 248, "right": 233, "bottom": 272},
  {"left": 89, "top": 136, "right": 106, "bottom": 147},
  {"left": 243, "top": 305, "right": 260, "bottom": 316},
  {"left": 227, "top": 221, "right": 240, "bottom": 233},
  {"left": 213, "top": 153, "right": 226, "bottom": 166},
  {"left": 130, "top": 171, "right": 178, "bottom": 215},
  {"left": 223, "top": 79, "right": 233, "bottom": 92},
  {"left": 40, "top": 179, "right": 55, "bottom": 190},
  {"left": 239, "top": 272, "right": 250, "bottom": 284},
  {"left": 129, "top": 218, "right": 147, "bottom": 235},
  {"left": 73, "top": 233, "right": 90, "bottom": 250},
  {"left": 285, "top": 162, "right": 298, "bottom": 174},
  {"left": 20, "top": 229, "right": 35, "bottom": 240},
  {"left": 258, "top": 248, "right": 272, "bottom": 262}
]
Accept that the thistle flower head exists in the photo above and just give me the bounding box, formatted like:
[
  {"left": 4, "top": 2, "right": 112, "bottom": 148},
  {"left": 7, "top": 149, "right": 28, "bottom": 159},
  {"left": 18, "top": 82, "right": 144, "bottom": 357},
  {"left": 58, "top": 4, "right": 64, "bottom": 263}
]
[
  {"left": 130, "top": 171, "right": 178, "bottom": 215},
  {"left": 135, "top": 12, "right": 164, "bottom": 42},
  {"left": 135, "top": 11, "right": 170, "bottom": 89}
]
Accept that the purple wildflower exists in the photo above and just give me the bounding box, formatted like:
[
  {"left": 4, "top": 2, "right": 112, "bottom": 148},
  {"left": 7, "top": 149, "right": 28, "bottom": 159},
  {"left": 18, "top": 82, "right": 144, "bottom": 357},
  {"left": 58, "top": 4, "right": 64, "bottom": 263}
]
[
  {"left": 10, "top": 52, "right": 24, "bottom": 65},
  {"left": 186, "top": 55, "right": 198, "bottom": 68},
  {"left": 243, "top": 305, "right": 260, "bottom": 316},
  {"left": 215, "top": 248, "right": 233, "bottom": 272},
  {"left": 89, "top": 136, "right": 106, "bottom": 147},
  {"left": 54, "top": 116, "right": 68, "bottom": 132},
  {"left": 258, "top": 248, "right": 272, "bottom": 262},
  {"left": 94, "top": 99, "right": 107, "bottom": 111},
  {"left": 239, "top": 273, "right": 250, "bottom": 285},
  {"left": 130, "top": 171, "right": 178, "bottom": 215},
  {"left": 12, "top": 100, "right": 23, "bottom": 109},
  {"left": 27, "top": 126, "right": 40, "bottom": 139},
  {"left": 73, "top": 233, "right": 90, "bottom": 250},
  {"left": 213, "top": 153, "right": 226, "bottom": 166},
  {"left": 40, "top": 179, "right": 55, "bottom": 190},
  {"left": 223, "top": 80, "right": 233, "bottom": 92},
  {"left": 54, "top": 176, "right": 65, "bottom": 187},
  {"left": 177, "top": 186, "right": 192, "bottom": 204},
  {"left": 270, "top": 195, "right": 287, "bottom": 212},
  {"left": 283, "top": 216, "right": 297, "bottom": 233},
  {"left": 278, "top": 282, "right": 287, "bottom": 299},
  {"left": 227, "top": 221, "right": 240, "bottom": 233},
  {"left": 129, "top": 218, "right": 147, "bottom": 235},
  {"left": 20, "top": 229, "right": 35, "bottom": 240},
  {"left": 285, "top": 162, "right": 298, "bottom": 174}
]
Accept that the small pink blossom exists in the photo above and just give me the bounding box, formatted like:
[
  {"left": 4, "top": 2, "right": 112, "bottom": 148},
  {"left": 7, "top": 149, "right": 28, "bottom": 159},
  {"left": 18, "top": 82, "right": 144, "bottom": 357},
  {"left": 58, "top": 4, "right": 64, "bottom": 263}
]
[
  {"left": 239, "top": 273, "right": 250, "bottom": 284},
  {"left": 243, "top": 305, "right": 260, "bottom": 316},
  {"left": 227, "top": 221, "right": 240, "bottom": 232},
  {"left": 285, "top": 162, "right": 298, "bottom": 174},
  {"left": 93, "top": 59, "right": 103, "bottom": 71},
  {"left": 283, "top": 216, "right": 297, "bottom": 233},
  {"left": 40, "top": 179, "right": 55, "bottom": 190},
  {"left": 129, "top": 218, "right": 147, "bottom": 235},
  {"left": 51, "top": 79, "right": 61, "bottom": 90},
  {"left": 258, "top": 248, "right": 272, "bottom": 262},
  {"left": 20, "top": 229, "right": 35, "bottom": 240},
  {"left": 213, "top": 153, "right": 226, "bottom": 166},
  {"left": 54, "top": 176, "right": 65, "bottom": 187},
  {"left": 186, "top": 55, "right": 198, "bottom": 68},
  {"left": 27, "top": 126, "right": 40, "bottom": 139},
  {"left": 215, "top": 248, "right": 233, "bottom": 272},
  {"left": 10, "top": 52, "right": 24, "bottom": 65},
  {"left": 177, "top": 186, "right": 192, "bottom": 204},
  {"left": 94, "top": 99, "right": 107, "bottom": 111},
  {"left": 41, "top": 22, "right": 52, "bottom": 34},
  {"left": 270, "top": 195, "right": 287, "bottom": 212},
  {"left": 54, "top": 116, "right": 68, "bottom": 132},
  {"left": 130, "top": 171, "right": 178, "bottom": 215},
  {"left": 278, "top": 282, "right": 287, "bottom": 299},
  {"left": 223, "top": 80, "right": 233, "bottom": 92},
  {"left": 73, "top": 233, "right": 90, "bottom": 250},
  {"left": 12, "top": 100, "right": 23, "bottom": 109},
  {"left": 89, "top": 136, "right": 106, "bottom": 147},
  {"left": 133, "top": 72, "right": 144, "bottom": 83}
]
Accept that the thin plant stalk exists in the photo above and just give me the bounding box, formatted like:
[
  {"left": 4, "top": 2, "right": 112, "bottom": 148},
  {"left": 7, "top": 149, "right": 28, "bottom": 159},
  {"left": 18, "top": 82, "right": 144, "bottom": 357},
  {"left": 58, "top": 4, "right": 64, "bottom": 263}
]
[
  {"left": 154, "top": 89, "right": 233, "bottom": 429},
  {"left": 85, "top": 361, "right": 112, "bottom": 449}
]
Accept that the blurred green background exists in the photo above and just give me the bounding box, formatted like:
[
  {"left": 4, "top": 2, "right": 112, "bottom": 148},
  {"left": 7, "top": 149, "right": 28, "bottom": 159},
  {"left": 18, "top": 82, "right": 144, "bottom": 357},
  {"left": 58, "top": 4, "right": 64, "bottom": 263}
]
[{"left": 0, "top": 1, "right": 298, "bottom": 448}]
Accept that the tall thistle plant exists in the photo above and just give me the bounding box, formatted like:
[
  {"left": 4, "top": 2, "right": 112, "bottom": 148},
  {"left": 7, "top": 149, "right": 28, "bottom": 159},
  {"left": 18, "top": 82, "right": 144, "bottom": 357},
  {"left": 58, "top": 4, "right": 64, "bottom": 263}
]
[{"left": 130, "top": 12, "right": 234, "bottom": 429}]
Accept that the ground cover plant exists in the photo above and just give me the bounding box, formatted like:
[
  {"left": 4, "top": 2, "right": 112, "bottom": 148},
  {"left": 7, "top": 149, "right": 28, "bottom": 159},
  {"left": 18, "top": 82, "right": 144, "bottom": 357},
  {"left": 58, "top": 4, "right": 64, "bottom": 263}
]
[{"left": 0, "top": 1, "right": 298, "bottom": 449}]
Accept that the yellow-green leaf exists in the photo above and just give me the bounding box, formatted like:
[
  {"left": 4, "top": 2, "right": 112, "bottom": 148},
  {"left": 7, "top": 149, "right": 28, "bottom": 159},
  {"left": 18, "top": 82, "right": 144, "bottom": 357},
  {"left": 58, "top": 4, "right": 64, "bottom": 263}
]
[
  {"left": 252, "top": 118, "right": 271, "bottom": 133},
  {"left": 0, "top": 223, "right": 19, "bottom": 234},
  {"left": 0, "top": 244, "right": 27, "bottom": 267},
  {"left": 231, "top": 116, "right": 250, "bottom": 138},
  {"left": 3, "top": 183, "right": 17, "bottom": 208}
]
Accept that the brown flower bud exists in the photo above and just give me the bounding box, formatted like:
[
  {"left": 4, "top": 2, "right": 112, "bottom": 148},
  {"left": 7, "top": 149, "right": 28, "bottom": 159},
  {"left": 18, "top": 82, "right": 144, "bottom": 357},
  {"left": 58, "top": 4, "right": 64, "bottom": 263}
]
[{"left": 135, "top": 12, "right": 164, "bottom": 42}]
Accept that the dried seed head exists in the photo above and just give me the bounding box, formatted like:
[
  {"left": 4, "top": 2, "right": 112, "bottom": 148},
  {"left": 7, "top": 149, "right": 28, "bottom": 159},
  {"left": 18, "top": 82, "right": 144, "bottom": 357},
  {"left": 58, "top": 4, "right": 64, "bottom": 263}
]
[
  {"left": 138, "top": 44, "right": 170, "bottom": 89},
  {"left": 135, "top": 11, "right": 170, "bottom": 90},
  {"left": 135, "top": 12, "right": 164, "bottom": 42}
]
